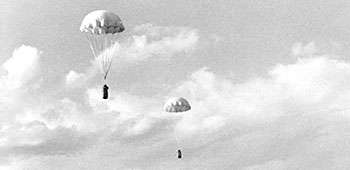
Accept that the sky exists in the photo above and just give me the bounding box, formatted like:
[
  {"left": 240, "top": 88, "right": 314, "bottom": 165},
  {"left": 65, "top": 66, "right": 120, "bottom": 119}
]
[{"left": 1, "top": 0, "right": 350, "bottom": 169}]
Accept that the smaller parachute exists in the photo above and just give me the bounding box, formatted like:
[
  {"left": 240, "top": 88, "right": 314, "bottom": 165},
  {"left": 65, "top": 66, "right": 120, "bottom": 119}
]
[
  {"left": 164, "top": 97, "right": 191, "bottom": 159},
  {"left": 164, "top": 97, "right": 191, "bottom": 113}
]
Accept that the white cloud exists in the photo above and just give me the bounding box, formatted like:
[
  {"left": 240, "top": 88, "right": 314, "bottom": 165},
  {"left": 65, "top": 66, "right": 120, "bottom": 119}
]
[
  {"left": 85, "top": 88, "right": 162, "bottom": 133},
  {"left": 65, "top": 71, "right": 85, "bottom": 87},
  {"left": 0, "top": 97, "right": 100, "bottom": 163},
  {"left": 163, "top": 55, "right": 350, "bottom": 169},
  {"left": 0, "top": 121, "right": 96, "bottom": 157},
  {"left": 62, "top": 53, "right": 350, "bottom": 169},
  {"left": 1, "top": 45, "right": 42, "bottom": 89},
  {"left": 64, "top": 59, "right": 99, "bottom": 89},
  {"left": 2, "top": 43, "right": 350, "bottom": 170},
  {"left": 291, "top": 41, "right": 318, "bottom": 57},
  {"left": 17, "top": 98, "right": 89, "bottom": 131},
  {"left": 0, "top": 45, "right": 43, "bottom": 125},
  {"left": 291, "top": 41, "right": 346, "bottom": 60},
  {"left": 116, "top": 23, "right": 199, "bottom": 63}
]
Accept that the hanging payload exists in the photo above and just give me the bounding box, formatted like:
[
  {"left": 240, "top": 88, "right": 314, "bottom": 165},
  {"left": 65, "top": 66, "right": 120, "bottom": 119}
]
[
  {"left": 164, "top": 97, "right": 191, "bottom": 159},
  {"left": 80, "top": 10, "right": 125, "bottom": 99}
]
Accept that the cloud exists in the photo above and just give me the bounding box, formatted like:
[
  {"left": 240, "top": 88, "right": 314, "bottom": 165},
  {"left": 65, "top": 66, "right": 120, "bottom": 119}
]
[
  {"left": 2, "top": 43, "right": 350, "bottom": 170},
  {"left": 159, "top": 53, "right": 350, "bottom": 169},
  {"left": 1, "top": 45, "right": 42, "bottom": 89},
  {"left": 0, "top": 98, "right": 99, "bottom": 161},
  {"left": 65, "top": 71, "right": 86, "bottom": 87},
  {"left": 116, "top": 23, "right": 199, "bottom": 63},
  {"left": 0, "top": 122, "right": 94, "bottom": 156},
  {"left": 64, "top": 59, "right": 100, "bottom": 89},
  {"left": 73, "top": 52, "right": 350, "bottom": 169},
  {"left": 291, "top": 41, "right": 318, "bottom": 57},
  {"left": 0, "top": 45, "right": 43, "bottom": 125},
  {"left": 291, "top": 41, "right": 346, "bottom": 61},
  {"left": 85, "top": 88, "right": 163, "bottom": 133}
]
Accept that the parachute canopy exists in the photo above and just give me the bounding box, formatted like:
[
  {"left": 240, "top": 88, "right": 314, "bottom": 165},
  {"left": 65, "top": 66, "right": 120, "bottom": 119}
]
[
  {"left": 80, "top": 10, "right": 125, "bottom": 81},
  {"left": 80, "top": 10, "right": 125, "bottom": 34},
  {"left": 164, "top": 97, "right": 191, "bottom": 113}
]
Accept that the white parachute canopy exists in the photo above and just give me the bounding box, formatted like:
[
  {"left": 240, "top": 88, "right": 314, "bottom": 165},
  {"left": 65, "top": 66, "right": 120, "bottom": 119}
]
[
  {"left": 164, "top": 97, "right": 191, "bottom": 158},
  {"left": 164, "top": 97, "right": 191, "bottom": 113},
  {"left": 80, "top": 10, "right": 125, "bottom": 81}
]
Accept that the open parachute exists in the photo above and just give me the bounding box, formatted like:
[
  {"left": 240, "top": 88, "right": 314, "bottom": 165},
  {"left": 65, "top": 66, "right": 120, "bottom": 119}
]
[
  {"left": 80, "top": 10, "right": 125, "bottom": 99},
  {"left": 164, "top": 97, "right": 191, "bottom": 159},
  {"left": 164, "top": 97, "right": 191, "bottom": 113}
]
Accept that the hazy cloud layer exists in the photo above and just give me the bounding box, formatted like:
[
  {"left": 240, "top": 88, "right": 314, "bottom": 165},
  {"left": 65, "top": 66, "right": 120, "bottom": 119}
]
[{"left": 2, "top": 43, "right": 350, "bottom": 169}]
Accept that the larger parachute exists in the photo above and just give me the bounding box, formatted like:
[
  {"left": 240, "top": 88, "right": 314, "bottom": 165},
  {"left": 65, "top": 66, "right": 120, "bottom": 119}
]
[{"left": 80, "top": 10, "right": 125, "bottom": 99}]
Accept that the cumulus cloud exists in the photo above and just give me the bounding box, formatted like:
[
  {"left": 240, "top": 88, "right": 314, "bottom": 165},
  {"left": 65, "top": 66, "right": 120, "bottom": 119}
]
[
  {"left": 2, "top": 43, "right": 350, "bottom": 170},
  {"left": 116, "top": 23, "right": 199, "bottom": 63},
  {"left": 0, "top": 97, "right": 99, "bottom": 162},
  {"left": 72, "top": 51, "right": 350, "bottom": 169},
  {"left": 168, "top": 57, "right": 350, "bottom": 169},
  {"left": 64, "top": 59, "right": 100, "bottom": 89},
  {"left": 0, "top": 45, "right": 43, "bottom": 125},
  {"left": 65, "top": 71, "right": 86, "bottom": 87},
  {"left": 1, "top": 45, "right": 42, "bottom": 89},
  {"left": 0, "top": 86, "right": 165, "bottom": 164},
  {"left": 0, "top": 122, "right": 94, "bottom": 156},
  {"left": 85, "top": 88, "right": 164, "bottom": 134}
]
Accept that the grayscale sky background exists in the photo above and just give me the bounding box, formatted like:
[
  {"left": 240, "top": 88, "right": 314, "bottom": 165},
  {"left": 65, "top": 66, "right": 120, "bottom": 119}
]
[{"left": 1, "top": 0, "right": 350, "bottom": 169}]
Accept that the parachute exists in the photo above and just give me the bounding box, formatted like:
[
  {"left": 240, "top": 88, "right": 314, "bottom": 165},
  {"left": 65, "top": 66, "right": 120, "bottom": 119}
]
[
  {"left": 80, "top": 10, "right": 125, "bottom": 99},
  {"left": 164, "top": 97, "right": 191, "bottom": 113},
  {"left": 164, "top": 97, "right": 191, "bottom": 159}
]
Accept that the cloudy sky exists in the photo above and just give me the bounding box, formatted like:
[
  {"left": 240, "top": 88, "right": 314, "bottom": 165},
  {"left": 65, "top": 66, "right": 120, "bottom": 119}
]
[{"left": 1, "top": 0, "right": 350, "bottom": 169}]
